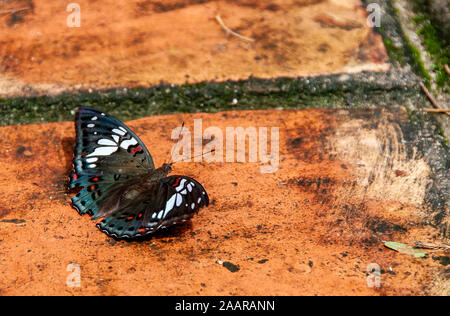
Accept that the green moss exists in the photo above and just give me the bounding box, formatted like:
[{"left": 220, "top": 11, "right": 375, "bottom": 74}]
[
  {"left": 382, "top": 36, "right": 406, "bottom": 66},
  {"left": 411, "top": 1, "right": 449, "bottom": 89},
  {"left": 376, "top": 2, "right": 433, "bottom": 88},
  {"left": 435, "top": 122, "right": 449, "bottom": 147},
  {"left": 417, "top": 22, "right": 449, "bottom": 88},
  {"left": 0, "top": 76, "right": 416, "bottom": 126},
  {"left": 404, "top": 35, "right": 432, "bottom": 89}
]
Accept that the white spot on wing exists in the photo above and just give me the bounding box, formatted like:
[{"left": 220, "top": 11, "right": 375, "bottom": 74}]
[
  {"left": 86, "top": 157, "right": 98, "bottom": 163},
  {"left": 87, "top": 123, "right": 95, "bottom": 128},
  {"left": 86, "top": 146, "right": 118, "bottom": 157},
  {"left": 120, "top": 138, "right": 138, "bottom": 150},
  {"left": 157, "top": 210, "right": 164, "bottom": 220},
  {"left": 191, "top": 203, "right": 195, "bottom": 209},
  {"left": 91, "top": 116, "right": 98, "bottom": 121},
  {"left": 112, "top": 135, "right": 119, "bottom": 143},
  {"left": 197, "top": 197, "right": 201, "bottom": 203},
  {"left": 164, "top": 194, "right": 177, "bottom": 217},
  {"left": 175, "top": 179, "right": 187, "bottom": 192},
  {"left": 180, "top": 189, "right": 187, "bottom": 195},
  {"left": 112, "top": 128, "right": 126, "bottom": 136},
  {"left": 88, "top": 164, "right": 96, "bottom": 168},
  {"left": 176, "top": 193, "right": 182, "bottom": 207},
  {"left": 97, "top": 139, "right": 116, "bottom": 146}
]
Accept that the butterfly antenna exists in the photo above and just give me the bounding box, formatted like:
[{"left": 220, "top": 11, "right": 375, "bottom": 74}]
[
  {"left": 172, "top": 148, "right": 215, "bottom": 164},
  {"left": 168, "top": 122, "right": 184, "bottom": 165}
]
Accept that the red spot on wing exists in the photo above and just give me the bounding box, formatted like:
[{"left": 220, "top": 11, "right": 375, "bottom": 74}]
[
  {"left": 172, "top": 177, "right": 181, "bottom": 187},
  {"left": 93, "top": 177, "right": 99, "bottom": 181},
  {"left": 73, "top": 174, "right": 78, "bottom": 180},
  {"left": 131, "top": 145, "right": 143, "bottom": 156},
  {"left": 139, "top": 228, "right": 145, "bottom": 233}
]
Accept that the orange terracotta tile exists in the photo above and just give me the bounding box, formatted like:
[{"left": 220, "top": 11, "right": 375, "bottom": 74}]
[
  {"left": 0, "top": 108, "right": 446, "bottom": 295},
  {"left": 0, "top": 0, "right": 389, "bottom": 96}
]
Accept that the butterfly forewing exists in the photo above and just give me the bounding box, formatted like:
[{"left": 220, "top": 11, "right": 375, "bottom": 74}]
[{"left": 69, "top": 107, "right": 154, "bottom": 217}]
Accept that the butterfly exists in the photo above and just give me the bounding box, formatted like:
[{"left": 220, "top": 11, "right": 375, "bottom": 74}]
[{"left": 68, "top": 107, "right": 209, "bottom": 239}]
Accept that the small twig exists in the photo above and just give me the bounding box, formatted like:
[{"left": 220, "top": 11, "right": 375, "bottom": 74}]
[
  {"left": 414, "top": 241, "right": 450, "bottom": 251},
  {"left": 425, "top": 108, "right": 450, "bottom": 113},
  {"left": 0, "top": 7, "right": 29, "bottom": 15},
  {"left": 215, "top": 14, "right": 255, "bottom": 43},
  {"left": 419, "top": 82, "right": 440, "bottom": 109},
  {"left": 419, "top": 82, "right": 450, "bottom": 117},
  {"left": 444, "top": 64, "right": 450, "bottom": 76}
]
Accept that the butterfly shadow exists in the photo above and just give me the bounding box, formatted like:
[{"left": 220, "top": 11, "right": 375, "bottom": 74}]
[
  {"left": 117, "top": 221, "right": 194, "bottom": 243},
  {"left": 61, "top": 136, "right": 75, "bottom": 170},
  {"left": 60, "top": 136, "right": 77, "bottom": 191}
]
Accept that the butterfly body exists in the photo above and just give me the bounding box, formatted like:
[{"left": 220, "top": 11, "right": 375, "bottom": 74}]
[{"left": 69, "top": 107, "right": 209, "bottom": 239}]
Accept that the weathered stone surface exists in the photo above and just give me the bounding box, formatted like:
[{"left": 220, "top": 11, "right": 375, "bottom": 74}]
[
  {"left": 0, "top": 0, "right": 389, "bottom": 97},
  {"left": 0, "top": 108, "right": 447, "bottom": 295}
]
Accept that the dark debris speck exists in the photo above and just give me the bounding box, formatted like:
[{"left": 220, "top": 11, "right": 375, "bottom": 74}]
[
  {"left": 1, "top": 219, "right": 26, "bottom": 224},
  {"left": 432, "top": 256, "right": 450, "bottom": 266},
  {"left": 222, "top": 261, "right": 240, "bottom": 273}
]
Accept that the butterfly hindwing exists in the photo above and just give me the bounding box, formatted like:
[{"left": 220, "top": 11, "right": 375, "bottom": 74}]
[
  {"left": 69, "top": 107, "right": 154, "bottom": 217},
  {"left": 156, "top": 175, "right": 209, "bottom": 227},
  {"left": 96, "top": 176, "right": 209, "bottom": 239}
]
